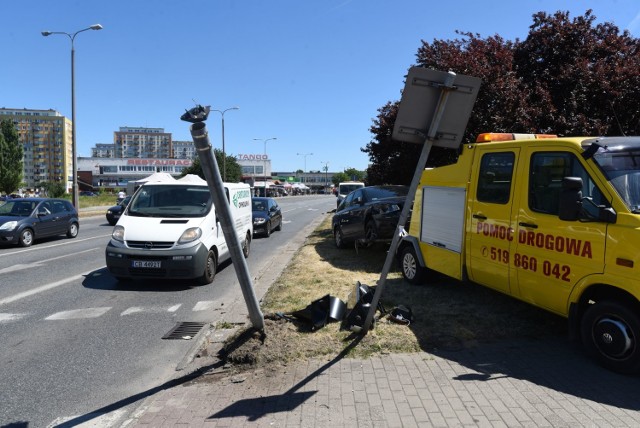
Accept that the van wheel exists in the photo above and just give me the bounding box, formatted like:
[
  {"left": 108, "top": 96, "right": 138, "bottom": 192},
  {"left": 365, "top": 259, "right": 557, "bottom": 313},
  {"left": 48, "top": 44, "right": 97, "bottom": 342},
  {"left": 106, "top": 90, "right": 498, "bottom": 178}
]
[
  {"left": 19, "top": 228, "right": 34, "bottom": 247},
  {"left": 334, "top": 226, "right": 346, "bottom": 249},
  {"left": 400, "top": 246, "right": 427, "bottom": 285},
  {"left": 67, "top": 222, "right": 79, "bottom": 238},
  {"left": 197, "top": 250, "right": 217, "bottom": 285},
  {"left": 581, "top": 300, "right": 640, "bottom": 374},
  {"left": 243, "top": 232, "right": 251, "bottom": 258}
]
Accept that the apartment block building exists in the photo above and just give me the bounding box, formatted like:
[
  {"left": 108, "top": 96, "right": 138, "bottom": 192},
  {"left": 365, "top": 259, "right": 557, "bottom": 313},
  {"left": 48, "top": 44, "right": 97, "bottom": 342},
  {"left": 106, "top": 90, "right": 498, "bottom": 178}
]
[
  {"left": 114, "top": 127, "right": 172, "bottom": 158},
  {"left": 0, "top": 108, "right": 72, "bottom": 190}
]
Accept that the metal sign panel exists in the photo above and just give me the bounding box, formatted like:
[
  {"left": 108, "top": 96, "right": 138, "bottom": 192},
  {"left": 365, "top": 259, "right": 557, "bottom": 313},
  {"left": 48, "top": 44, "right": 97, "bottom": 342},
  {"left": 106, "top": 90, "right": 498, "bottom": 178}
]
[{"left": 392, "top": 67, "right": 481, "bottom": 148}]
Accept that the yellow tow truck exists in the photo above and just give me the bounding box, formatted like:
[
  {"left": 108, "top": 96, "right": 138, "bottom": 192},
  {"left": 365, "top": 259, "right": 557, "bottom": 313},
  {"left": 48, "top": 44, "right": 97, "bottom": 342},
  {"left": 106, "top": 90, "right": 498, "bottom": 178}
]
[{"left": 397, "top": 132, "right": 640, "bottom": 373}]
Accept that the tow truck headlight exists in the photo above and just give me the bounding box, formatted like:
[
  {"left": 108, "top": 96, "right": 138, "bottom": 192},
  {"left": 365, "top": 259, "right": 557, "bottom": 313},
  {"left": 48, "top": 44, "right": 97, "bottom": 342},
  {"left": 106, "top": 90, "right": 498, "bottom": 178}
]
[
  {"left": 178, "top": 227, "right": 202, "bottom": 244},
  {"left": 0, "top": 221, "right": 17, "bottom": 231},
  {"left": 112, "top": 225, "right": 125, "bottom": 242}
]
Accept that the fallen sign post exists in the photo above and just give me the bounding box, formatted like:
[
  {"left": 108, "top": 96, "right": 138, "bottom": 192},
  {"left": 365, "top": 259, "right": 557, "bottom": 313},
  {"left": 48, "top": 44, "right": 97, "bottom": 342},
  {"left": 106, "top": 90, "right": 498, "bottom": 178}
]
[
  {"left": 181, "top": 105, "right": 265, "bottom": 331},
  {"left": 361, "top": 67, "right": 481, "bottom": 333}
]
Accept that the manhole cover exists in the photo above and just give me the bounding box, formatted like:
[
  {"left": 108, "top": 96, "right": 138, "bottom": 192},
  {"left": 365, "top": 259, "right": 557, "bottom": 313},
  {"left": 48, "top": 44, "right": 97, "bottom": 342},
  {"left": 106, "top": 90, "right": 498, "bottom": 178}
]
[{"left": 162, "top": 322, "right": 207, "bottom": 340}]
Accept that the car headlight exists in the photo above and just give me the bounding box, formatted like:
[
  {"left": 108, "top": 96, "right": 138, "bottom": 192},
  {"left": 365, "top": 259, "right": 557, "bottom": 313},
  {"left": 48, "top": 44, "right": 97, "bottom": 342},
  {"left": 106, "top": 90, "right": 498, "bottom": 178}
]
[
  {"left": 253, "top": 218, "right": 266, "bottom": 225},
  {"left": 178, "top": 227, "right": 202, "bottom": 244},
  {"left": 107, "top": 210, "right": 113, "bottom": 215},
  {"left": 0, "top": 221, "right": 18, "bottom": 231},
  {"left": 112, "top": 225, "right": 125, "bottom": 242}
]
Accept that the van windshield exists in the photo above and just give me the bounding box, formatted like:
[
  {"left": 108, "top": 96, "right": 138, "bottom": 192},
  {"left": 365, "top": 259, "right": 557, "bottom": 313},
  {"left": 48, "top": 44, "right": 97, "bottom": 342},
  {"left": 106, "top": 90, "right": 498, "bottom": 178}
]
[
  {"left": 339, "top": 183, "right": 364, "bottom": 195},
  {"left": 128, "top": 185, "right": 212, "bottom": 217},
  {"left": 591, "top": 143, "right": 640, "bottom": 213}
]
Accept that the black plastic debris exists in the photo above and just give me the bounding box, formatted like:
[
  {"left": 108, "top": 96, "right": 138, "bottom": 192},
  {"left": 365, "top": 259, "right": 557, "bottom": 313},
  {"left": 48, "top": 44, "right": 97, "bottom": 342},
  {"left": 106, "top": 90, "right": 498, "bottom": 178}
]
[
  {"left": 343, "top": 282, "right": 386, "bottom": 333},
  {"left": 291, "top": 294, "right": 347, "bottom": 331},
  {"left": 388, "top": 305, "right": 413, "bottom": 326}
]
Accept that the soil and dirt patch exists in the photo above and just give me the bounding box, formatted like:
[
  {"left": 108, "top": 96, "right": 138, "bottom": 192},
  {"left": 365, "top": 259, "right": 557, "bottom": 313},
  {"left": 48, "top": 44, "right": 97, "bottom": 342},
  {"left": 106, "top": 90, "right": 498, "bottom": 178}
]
[{"left": 203, "top": 215, "right": 566, "bottom": 375}]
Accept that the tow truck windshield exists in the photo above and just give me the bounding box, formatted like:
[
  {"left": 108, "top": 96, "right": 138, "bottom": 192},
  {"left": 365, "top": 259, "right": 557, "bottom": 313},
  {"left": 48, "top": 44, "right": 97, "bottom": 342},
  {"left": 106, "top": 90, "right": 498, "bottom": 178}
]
[{"left": 590, "top": 140, "right": 640, "bottom": 213}]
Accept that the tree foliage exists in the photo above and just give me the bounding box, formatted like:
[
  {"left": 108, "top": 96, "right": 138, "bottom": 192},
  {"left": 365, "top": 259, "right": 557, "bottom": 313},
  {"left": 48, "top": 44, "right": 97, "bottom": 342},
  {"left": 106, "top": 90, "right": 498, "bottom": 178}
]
[
  {"left": 0, "top": 119, "right": 24, "bottom": 195},
  {"left": 179, "top": 149, "right": 242, "bottom": 182},
  {"left": 363, "top": 10, "right": 640, "bottom": 185}
]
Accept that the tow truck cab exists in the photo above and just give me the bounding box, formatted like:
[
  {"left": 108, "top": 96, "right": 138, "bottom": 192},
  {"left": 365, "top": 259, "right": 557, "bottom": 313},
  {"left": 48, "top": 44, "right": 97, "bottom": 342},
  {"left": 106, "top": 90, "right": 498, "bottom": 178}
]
[{"left": 397, "top": 133, "right": 640, "bottom": 374}]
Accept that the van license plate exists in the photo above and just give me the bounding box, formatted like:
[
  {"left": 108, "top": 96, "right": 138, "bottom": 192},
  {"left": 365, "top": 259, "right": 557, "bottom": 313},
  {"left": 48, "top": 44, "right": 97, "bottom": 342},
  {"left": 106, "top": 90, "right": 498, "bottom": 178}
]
[{"left": 132, "top": 260, "right": 161, "bottom": 268}]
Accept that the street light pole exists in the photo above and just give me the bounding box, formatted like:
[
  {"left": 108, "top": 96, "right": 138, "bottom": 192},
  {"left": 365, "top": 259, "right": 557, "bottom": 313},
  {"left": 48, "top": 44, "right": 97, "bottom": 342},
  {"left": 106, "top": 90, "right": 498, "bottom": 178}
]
[
  {"left": 321, "top": 161, "right": 329, "bottom": 193},
  {"left": 211, "top": 107, "right": 239, "bottom": 182},
  {"left": 42, "top": 24, "right": 103, "bottom": 209},
  {"left": 296, "top": 152, "right": 313, "bottom": 172},
  {"left": 253, "top": 137, "right": 277, "bottom": 182}
]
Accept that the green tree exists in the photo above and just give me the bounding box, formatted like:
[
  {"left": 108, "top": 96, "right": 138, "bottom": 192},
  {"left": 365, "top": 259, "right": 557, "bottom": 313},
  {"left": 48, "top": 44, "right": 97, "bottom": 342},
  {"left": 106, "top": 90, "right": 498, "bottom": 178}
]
[
  {"left": 180, "top": 149, "right": 242, "bottom": 182},
  {"left": 363, "top": 10, "right": 640, "bottom": 185},
  {"left": 0, "top": 119, "right": 24, "bottom": 195},
  {"left": 40, "top": 181, "right": 66, "bottom": 198}
]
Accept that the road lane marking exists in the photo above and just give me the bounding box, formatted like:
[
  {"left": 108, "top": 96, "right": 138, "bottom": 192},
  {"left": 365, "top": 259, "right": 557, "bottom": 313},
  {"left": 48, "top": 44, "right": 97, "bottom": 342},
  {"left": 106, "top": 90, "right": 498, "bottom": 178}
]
[
  {"left": 45, "top": 307, "right": 111, "bottom": 320},
  {"left": 0, "top": 249, "right": 98, "bottom": 274},
  {"left": 0, "top": 234, "right": 112, "bottom": 258},
  {"left": 0, "top": 273, "right": 88, "bottom": 306},
  {"left": 193, "top": 301, "right": 216, "bottom": 311},
  {"left": 0, "top": 313, "right": 27, "bottom": 323},
  {"left": 121, "top": 304, "right": 182, "bottom": 315}
]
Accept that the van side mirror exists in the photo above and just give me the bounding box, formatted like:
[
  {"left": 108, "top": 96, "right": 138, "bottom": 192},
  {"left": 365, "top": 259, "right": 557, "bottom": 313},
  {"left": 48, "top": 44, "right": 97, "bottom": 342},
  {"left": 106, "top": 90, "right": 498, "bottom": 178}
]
[{"left": 558, "top": 177, "right": 582, "bottom": 221}]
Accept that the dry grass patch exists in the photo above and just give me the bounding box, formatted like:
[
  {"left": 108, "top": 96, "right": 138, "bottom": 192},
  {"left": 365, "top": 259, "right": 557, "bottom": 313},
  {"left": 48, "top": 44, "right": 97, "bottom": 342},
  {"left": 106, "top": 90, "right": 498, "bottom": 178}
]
[{"left": 220, "top": 214, "right": 567, "bottom": 371}]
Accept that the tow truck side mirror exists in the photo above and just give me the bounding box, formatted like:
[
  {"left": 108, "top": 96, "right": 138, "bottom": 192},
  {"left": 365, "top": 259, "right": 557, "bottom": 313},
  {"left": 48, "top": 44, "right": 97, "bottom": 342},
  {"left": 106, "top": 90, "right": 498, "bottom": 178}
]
[{"left": 559, "top": 177, "right": 583, "bottom": 221}]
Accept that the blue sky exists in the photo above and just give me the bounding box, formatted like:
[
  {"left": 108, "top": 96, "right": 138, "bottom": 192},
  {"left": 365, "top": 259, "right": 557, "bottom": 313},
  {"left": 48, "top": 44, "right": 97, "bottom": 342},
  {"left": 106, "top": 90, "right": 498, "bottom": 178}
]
[{"left": 3, "top": 1, "right": 640, "bottom": 173}]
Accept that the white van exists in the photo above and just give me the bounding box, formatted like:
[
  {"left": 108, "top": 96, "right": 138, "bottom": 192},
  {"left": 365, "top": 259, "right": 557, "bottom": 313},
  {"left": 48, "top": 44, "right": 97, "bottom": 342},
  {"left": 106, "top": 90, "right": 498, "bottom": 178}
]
[{"left": 105, "top": 175, "right": 252, "bottom": 284}]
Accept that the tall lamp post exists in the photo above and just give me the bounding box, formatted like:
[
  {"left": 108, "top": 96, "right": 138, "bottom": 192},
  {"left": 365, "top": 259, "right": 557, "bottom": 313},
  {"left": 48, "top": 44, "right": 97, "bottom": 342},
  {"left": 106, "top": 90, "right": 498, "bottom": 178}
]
[
  {"left": 296, "top": 152, "right": 313, "bottom": 172},
  {"left": 42, "top": 24, "right": 103, "bottom": 209},
  {"left": 253, "top": 137, "right": 277, "bottom": 182},
  {"left": 211, "top": 106, "right": 239, "bottom": 181},
  {"left": 321, "top": 161, "right": 330, "bottom": 193}
]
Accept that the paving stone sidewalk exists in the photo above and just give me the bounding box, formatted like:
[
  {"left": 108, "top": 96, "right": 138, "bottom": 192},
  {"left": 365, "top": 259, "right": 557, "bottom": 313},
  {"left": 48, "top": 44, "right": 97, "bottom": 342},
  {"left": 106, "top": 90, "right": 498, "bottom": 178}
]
[{"left": 124, "top": 335, "right": 640, "bottom": 427}]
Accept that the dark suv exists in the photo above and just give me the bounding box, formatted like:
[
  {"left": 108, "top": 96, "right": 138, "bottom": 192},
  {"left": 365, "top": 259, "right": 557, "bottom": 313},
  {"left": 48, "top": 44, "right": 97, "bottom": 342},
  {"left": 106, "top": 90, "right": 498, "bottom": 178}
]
[{"left": 0, "top": 198, "right": 79, "bottom": 247}]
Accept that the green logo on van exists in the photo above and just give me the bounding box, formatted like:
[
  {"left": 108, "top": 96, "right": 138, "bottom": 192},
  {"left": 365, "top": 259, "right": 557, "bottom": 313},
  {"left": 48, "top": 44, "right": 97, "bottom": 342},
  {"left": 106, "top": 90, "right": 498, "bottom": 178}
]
[{"left": 232, "top": 189, "right": 251, "bottom": 208}]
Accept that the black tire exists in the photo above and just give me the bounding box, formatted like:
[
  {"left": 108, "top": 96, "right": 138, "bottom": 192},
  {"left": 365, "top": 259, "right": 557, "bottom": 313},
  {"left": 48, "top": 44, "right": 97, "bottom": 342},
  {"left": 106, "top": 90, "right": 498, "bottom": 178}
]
[
  {"left": 334, "top": 226, "right": 347, "bottom": 249},
  {"left": 197, "top": 250, "right": 217, "bottom": 285},
  {"left": 19, "top": 228, "right": 34, "bottom": 247},
  {"left": 67, "top": 222, "right": 79, "bottom": 238},
  {"left": 265, "top": 221, "right": 271, "bottom": 237},
  {"left": 108, "top": 220, "right": 116, "bottom": 226},
  {"left": 400, "top": 246, "right": 427, "bottom": 285},
  {"left": 581, "top": 300, "right": 640, "bottom": 374},
  {"left": 275, "top": 218, "right": 282, "bottom": 231},
  {"left": 243, "top": 232, "right": 251, "bottom": 258},
  {"left": 365, "top": 220, "right": 378, "bottom": 243}
]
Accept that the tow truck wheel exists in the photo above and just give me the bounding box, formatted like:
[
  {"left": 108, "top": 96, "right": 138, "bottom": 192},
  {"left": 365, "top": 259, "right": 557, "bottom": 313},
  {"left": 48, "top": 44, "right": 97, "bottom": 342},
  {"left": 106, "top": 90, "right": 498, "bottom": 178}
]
[
  {"left": 334, "top": 226, "right": 346, "bottom": 249},
  {"left": 197, "top": 250, "right": 217, "bottom": 285},
  {"left": 400, "top": 246, "right": 426, "bottom": 285},
  {"left": 581, "top": 300, "right": 640, "bottom": 374}
]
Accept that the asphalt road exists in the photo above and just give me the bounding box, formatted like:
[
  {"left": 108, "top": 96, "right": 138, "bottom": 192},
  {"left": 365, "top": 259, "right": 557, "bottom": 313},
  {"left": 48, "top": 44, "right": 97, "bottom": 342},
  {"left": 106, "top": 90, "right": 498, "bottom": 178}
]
[{"left": 0, "top": 194, "right": 336, "bottom": 427}]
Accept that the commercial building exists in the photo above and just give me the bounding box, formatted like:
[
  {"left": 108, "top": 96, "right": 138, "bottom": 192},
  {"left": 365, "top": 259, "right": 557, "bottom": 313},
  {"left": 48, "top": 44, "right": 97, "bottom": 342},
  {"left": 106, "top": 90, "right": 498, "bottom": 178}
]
[{"left": 0, "top": 108, "right": 72, "bottom": 190}]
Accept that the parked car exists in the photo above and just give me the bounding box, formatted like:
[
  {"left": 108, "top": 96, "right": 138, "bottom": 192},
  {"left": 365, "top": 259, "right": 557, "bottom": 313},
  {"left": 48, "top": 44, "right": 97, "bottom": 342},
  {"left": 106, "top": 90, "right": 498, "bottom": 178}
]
[
  {"left": 0, "top": 198, "right": 79, "bottom": 247},
  {"left": 80, "top": 191, "right": 98, "bottom": 197},
  {"left": 332, "top": 185, "right": 409, "bottom": 249},
  {"left": 252, "top": 197, "right": 283, "bottom": 237},
  {"left": 106, "top": 195, "right": 132, "bottom": 226}
]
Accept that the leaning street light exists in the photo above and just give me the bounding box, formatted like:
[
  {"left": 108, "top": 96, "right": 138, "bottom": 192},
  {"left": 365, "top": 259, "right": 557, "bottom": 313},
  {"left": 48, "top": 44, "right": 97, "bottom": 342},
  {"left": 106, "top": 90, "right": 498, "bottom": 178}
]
[
  {"left": 42, "top": 24, "right": 103, "bottom": 209},
  {"left": 253, "top": 137, "right": 277, "bottom": 182},
  {"left": 211, "top": 106, "right": 239, "bottom": 181}
]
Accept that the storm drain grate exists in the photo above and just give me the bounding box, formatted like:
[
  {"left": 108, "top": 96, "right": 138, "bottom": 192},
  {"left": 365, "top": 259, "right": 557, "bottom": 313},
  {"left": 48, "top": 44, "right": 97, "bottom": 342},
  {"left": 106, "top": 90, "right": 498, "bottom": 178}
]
[{"left": 162, "top": 322, "right": 207, "bottom": 340}]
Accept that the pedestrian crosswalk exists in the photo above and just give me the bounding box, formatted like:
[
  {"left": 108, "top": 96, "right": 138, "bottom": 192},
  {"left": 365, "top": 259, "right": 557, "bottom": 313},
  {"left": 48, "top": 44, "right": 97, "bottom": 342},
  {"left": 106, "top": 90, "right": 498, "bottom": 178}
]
[{"left": 0, "top": 300, "right": 221, "bottom": 323}]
